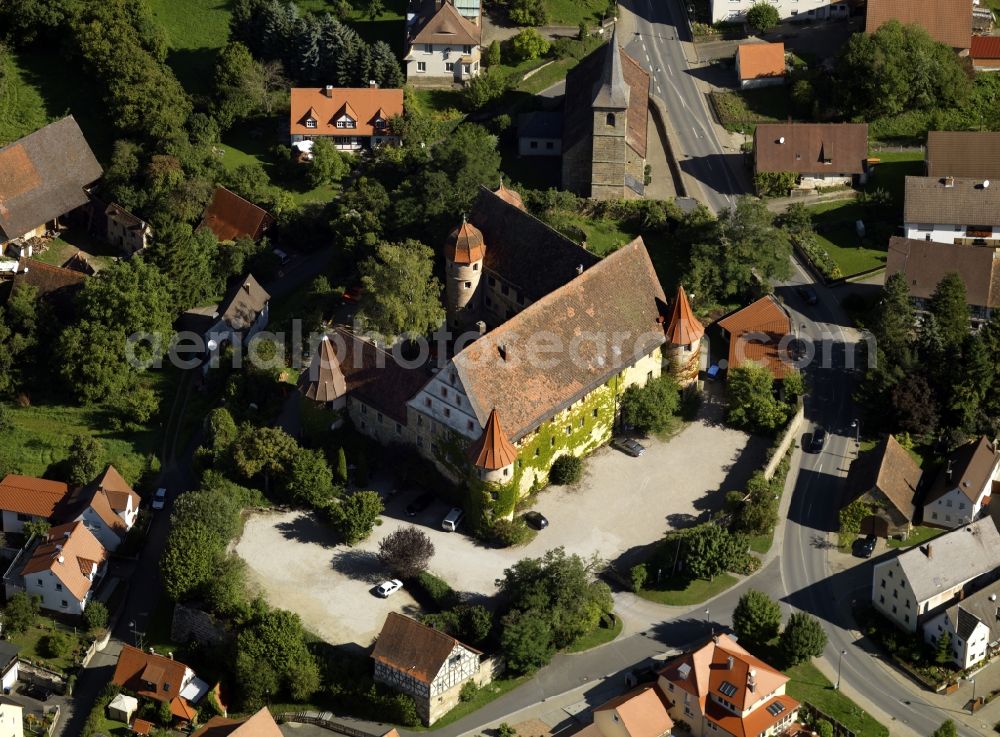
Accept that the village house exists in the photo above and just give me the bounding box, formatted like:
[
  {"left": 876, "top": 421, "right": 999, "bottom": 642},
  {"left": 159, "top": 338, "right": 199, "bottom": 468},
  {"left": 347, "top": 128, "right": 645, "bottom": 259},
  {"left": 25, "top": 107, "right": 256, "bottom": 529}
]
[
  {"left": 404, "top": 0, "right": 482, "bottom": 82},
  {"left": 884, "top": 236, "right": 1000, "bottom": 324},
  {"left": 289, "top": 84, "right": 404, "bottom": 152},
  {"left": 710, "top": 0, "right": 848, "bottom": 23},
  {"left": 865, "top": 0, "right": 972, "bottom": 51},
  {"left": 841, "top": 435, "right": 921, "bottom": 538},
  {"left": 575, "top": 685, "right": 674, "bottom": 737},
  {"left": 903, "top": 175, "right": 1000, "bottom": 245},
  {"left": 371, "top": 612, "right": 487, "bottom": 725},
  {"left": 192, "top": 708, "right": 284, "bottom": 737},
  {"left": 971, "top": 36, "right": 1000, "bottom": 71},
  {"left": 9, "top": 258, "right": 87, "bottom": 319},
  {"left": 0, "top": 643, "right": 19, "bottom": 694},
  {"left": 0, "top": 697, "right": 22, "bottom": 737},
  {"left": 657, "top": 634, "right": 800, "bottom": 737},
  {"left": 562, "top": 28, "right": 649, "bottom": 200},
  {"left": 0, "top": 474, "right": 73, "bottom": 534},
  {"left": 517, "top": 111, "right": 563, "bottom": 157},
  {"left": 205, "top": 274, "right": 271, "bottom": 353},
  {"left": 926, "top": 131, "right": 1000, "bottom": 180},
  {"left": 923, "top": 436, "right": 1000, "bottom": 529},
  {"left": 753, "top": 123, "right": 869, "bottom": 191},
  {"left": 105, "top": 203, "right": 153, "bottom": 256},
  {"left": 923, "top": 579, "right": 1000, "bottom": 669},
  {"left": 872, "top": 518, "right": 1000, "bottom": 632},
  {"left": 11, "top": 521, "right": 108, "bottom": 615},
  {"left": 67, "top": 465, "right": 142, "bottom": 551},
  {"left": 717, "top": 295, "right": 794, "bottom": 381},
  {"left": 198, "top": 187, "right": 274, "bottom": 243},
  {"left": 112, "top": 645, "right": 209, "bottom": 723},
  {"left": 735, "top": 43, "right": 786, "bottom": 89},
  {"left": 0, "top": 116, "right": 103, "bottom": 249}
]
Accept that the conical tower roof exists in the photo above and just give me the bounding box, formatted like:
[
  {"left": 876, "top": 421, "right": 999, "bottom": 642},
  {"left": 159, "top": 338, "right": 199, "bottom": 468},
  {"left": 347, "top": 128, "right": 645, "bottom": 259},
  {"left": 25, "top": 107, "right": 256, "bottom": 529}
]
[
  {"left": 592, "top": 25, "right": 630, "bottom": 109},
  {"left": 666, "top": 286, "right": 704, "bottom": 345},
  {"left": 300, "top": 335, "right": 348, "bottom": 402},
  {"left": 468, "top": 408, "right": 518, "bottom": 470},
  {"left": 444, "top": 216, "right": 486, "bottom": 264},
  {"left": 494, "top": 177, "right": 525, "bottom": 210}
]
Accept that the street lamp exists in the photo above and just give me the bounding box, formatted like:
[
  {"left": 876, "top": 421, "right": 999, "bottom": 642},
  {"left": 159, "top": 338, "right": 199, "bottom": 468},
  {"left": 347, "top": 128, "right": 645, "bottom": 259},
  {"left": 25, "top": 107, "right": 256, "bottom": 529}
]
[
  {"left": 705, "top": 608, "right": 712, "bottom": 635},
  {"left": 968, "top": 677, "right": 977, "bottom": 713},
  {"left": 836, "top": 649, "right": 846, "bottom": 690},
  {"left": 129, "top": 620, "right": 137, "bottom": 646},
  {"left": 850, "top": 418, "right": 861, "bottom": 446}
]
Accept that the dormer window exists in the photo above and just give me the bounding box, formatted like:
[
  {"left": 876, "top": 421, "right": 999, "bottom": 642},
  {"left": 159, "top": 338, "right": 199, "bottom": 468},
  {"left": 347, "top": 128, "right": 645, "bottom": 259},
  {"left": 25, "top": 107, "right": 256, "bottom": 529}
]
[
  {"left": 336, "top": 118, "right": 356, "bottom": 129},
  {"left": 306, "top": 118, "right": 317, "bottom": 129}
]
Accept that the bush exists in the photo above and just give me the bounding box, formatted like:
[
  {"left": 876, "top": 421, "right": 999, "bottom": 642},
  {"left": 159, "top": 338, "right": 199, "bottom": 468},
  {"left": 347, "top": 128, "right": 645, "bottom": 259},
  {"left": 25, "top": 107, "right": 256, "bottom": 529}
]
[
  {"left": 754, "top": 171, "right": 796, "bottom": 197},
  {"left": 498, "top": 724, "right": 518, "bottom": 737},
  {"left": 791, "top": 232, "right": 842, "bottom": 280},
  {"left": 630, "top": 563, "right": 648, "bottom": 593},
  {"left": 746, "top": 2, "right": 779, "bottom": 32},
  {"left": 378, "top": 526, "right": 435, "bottom": 578},
  {"left": 619, "top": 373, "right": 681, "bottom": 435},
  {"left": 508, "top": 0, "right": 546, "bottom": 25},
  {"left": 492, "top": 518, "right": 533, "bottom": 547},
  {"left": 459, "top": 681, "right": 479, "bottom": 702},
  {"left": 42, "top": 632, "right": 73, "bottom": 659},
  {"left": 462, "top": 68, "right": 509, "bottom": 111},
  {"left": 511, "top": 28, "right": 550, "bottom": 61},
  {"left": 83, "top": 601, "right": 109, "bottom": 633},
  {"left": 549, "top": 454, "right": 583, "bottom": 485},
  {"left": 415, "top": 571, "right": 459, "bottom": 609}
]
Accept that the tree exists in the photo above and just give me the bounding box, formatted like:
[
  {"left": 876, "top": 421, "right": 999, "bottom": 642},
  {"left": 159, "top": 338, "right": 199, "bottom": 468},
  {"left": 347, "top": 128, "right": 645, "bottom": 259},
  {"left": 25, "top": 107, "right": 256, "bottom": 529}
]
[
  {"left": 746, "top": 2, "right": 779, "bottom": 33},
  {"left": 235, "top": 607, "right": 320, "bottom": 706},
  {"left": 500, "top": 609, "right": 553, "bottom": 672},
  {"left": 754, "top": 171, "right": 796, "bottom": 197},
  {"left": 815, "top": 721, "right": 834, "bottom": 737},
  {"left": 462, "top": 68, "right": 509, "bottom": 111},
  {"left": 549, "top": 454, "right": 583, "bottom": 485},
  {"left": 284, "top": 447, "right": 336, "bottom": 507},
  {"left": 619, "top": 373, "right": 680, "bottom": 434},
  {"left": 678, "top": 524, "right": 743, "bottom": 580},
  {"left": 42, "top": 631, "right": 72, "bottom": 659},
  {"left": 929, "top": 273, "right": 969, "bottom": 354},
  {"left": 487, "top": 40, "right": 501, "bottom": 66},
  {"left": 874, "top": 273, "right": 916, "bottom": 370},
  {"left": 203, "top": 555, "right": 249, "bottom": 617},
  {"left": 359, "top": 240, "right": 444, "bottom": 338},
  {"left": 779, "top": 612, "right": 827, "bottom": 665},
  {"left": 890, "top": 372, "right": 940, "bottom": 442},
  {"left": 934, "top": 629, "right": 952, "bottom": 664},
  {"left": 148, "top": 225, "right": 220, "bottom": 309},
  {"left": 230, "top": 424, "right": 299, "bottom": 492},
  {"left": 366, "top": 0, "right": 384, "bottom": 22},
  {"left": 727, "top": 364, "right": 789, "bottom": 432},
  {"left": 332, "top": 490, "right": 384, "bottom": 544},
  {"left": 68, "top": 435, "right": 105, "bottom": 486},
  {"left": 83, "top": 601, "right": 110, "bottom": 633},
  {"left": 508, "top": 0, "right": 547, "bottom": 25},
  {"left": 336, "top": 447, "right": 349, "bottom": 484},
  {"left": 23, "top": 519, "right": 50, "bottom": 540},
  {"left": 782, "top": 370, "right": 805, "bottom": 400},
  {"left": 378, "top": 526, "right": 435, "bottom": 578},
  {"left": 931, "top": 721, "right": 957, "bottom": 737},
  {"left": 308, "top": 138, "right": 350, "bottom": 188},
  {"left": 4, "top": 592, "right": 40, "bottom": 634},
  {"left": 511, "top": 28, "right": 550, "bottom": 61},
  {"left": 732, "top": 590, "right": 782, "bottom": 648}
]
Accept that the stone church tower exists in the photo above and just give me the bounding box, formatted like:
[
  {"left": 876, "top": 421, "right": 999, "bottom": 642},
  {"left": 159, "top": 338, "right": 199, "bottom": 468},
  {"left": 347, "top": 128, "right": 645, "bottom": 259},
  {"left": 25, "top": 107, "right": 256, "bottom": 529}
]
[
  {"left": 443, "top": 216, "right": 486, "bottom": 330},
  {"left": 589, "top": 26, "right": 631, "bottom": 200}
]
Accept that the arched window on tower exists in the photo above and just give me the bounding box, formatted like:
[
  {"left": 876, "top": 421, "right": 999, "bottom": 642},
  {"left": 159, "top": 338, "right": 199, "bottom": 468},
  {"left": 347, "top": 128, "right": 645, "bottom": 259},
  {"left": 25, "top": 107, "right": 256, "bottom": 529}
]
[{"left": 606, "top": 113, "right": 616, "bottom": 127}]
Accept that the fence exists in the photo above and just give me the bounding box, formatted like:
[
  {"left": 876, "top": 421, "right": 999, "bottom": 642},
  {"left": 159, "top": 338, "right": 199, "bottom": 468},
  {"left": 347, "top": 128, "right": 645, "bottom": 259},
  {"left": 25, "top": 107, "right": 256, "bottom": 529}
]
[
  {"left": 803, "top": 702, "right": 855, "bottom": 737},
  {"left": 764, "top": 400, "right": 804, "bottom": 481},
  {"left": 275, "top": 712, "right": 388, "bottom": 737}
]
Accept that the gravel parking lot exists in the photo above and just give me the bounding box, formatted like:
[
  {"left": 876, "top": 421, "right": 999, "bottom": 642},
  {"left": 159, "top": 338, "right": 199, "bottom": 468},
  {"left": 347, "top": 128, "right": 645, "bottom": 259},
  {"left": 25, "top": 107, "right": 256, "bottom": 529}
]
[{"left": 235, "top": 397, "right": 761, "bottom": 646}]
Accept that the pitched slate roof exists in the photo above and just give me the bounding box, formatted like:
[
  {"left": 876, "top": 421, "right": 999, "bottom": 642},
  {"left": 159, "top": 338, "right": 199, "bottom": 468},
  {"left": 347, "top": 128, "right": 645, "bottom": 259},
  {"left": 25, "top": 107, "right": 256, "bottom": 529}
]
[
  {"left": 0, "top": 116, "right": 103, "bottom": 241},
  {"left": 943, "top": 580, "right": 1000, "bottom": 644},
  {"left": 593, "top": 26, "right": 630, "bottom": 109},
  {"left": 865, "top": 0, "right": 972, "bottom": 49},
  {"left": 113, "top": 644, "right": 192, "bottom": 703},
  {"left": 408, "top": 0, "right": 481, "bottom": 46},
  {"left": 371, "top": 612, "right": 479, "bottom": 685},
  {"left": 468, "top": 408, "right": 518, "bottom": 470},
  {"left": 65, "top": 465, "right": 140, "bottom": 538},
  {"left": 904, "top": 176, "right": 1000, "bottom": 226},
  {"left": 217, "top": 274, "right": 270, "bottom": 332},
  {"left": 925, "top": 436, "right": 1000, "bottom": 505},
  {"left": 20, "top": 521, "right": 107, "bottom": 601},
  {"left": 593, "top": 685, "right": 673, "bottom": 737},
  {"left": 289, "top": 87, "right": 404, "bottom": 139},
  {"left": 0, "top": 474, "right": 72, "bottom": 518},
  {"left": 300, "top": 335, "right": 348, "bottom": 403},
  {"left": 467, "top": 185, "right": 598, "bottom": 302},
  {"left": 893, "top": 518, "right": 1000, "bottom": 602},
  {"left": 198, "top": 187, "right": 274, "bottom": 242},
  {"left": 666, "top": 286, "right": 704, "bottom": 346},
  {"left": 926, "top": 131, "right": 1000, "bottom": 180},
  {"left": 884, "top": 236, "right": 1000, "bottom": 308},
  {"left": 717, "top": 296, "right": 792, "bottom": 379},
  {"left": 753, "top": 123, "right": 868, "bottom": 175},
  {"left": 843, "top": 435, "right": 921, "bottom": 521},
  {"left": 191, "top": 708, "right": 283, "bottom": 737},
  {"left": 444, "top": 218, "right": 486, "bottom": 264},
  {"left": 453, "top": 238, "right": 667, "bottom": 441},
  {"left": 736, "top": 42, "right": 786, "bottom": 81}
]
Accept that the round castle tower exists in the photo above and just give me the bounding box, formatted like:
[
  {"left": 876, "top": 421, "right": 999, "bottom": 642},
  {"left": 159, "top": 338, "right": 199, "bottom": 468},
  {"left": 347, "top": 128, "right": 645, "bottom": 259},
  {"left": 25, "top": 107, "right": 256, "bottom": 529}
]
[
  {"left": 664, "top": 286, "right": 705, "bottom": 386},
  {"left": 443, "top": 216, "right": 486, "bottom": 330},
  {"left": 468, "top": 407, "right": 518, "bottom": 486}
]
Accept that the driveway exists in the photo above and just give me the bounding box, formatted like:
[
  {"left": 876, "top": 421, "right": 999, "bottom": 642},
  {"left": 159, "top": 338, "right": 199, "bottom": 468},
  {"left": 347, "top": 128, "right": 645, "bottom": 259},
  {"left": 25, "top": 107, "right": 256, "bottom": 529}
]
[{"left": 235, "top": 398, "right": 761, "bottom": 647}]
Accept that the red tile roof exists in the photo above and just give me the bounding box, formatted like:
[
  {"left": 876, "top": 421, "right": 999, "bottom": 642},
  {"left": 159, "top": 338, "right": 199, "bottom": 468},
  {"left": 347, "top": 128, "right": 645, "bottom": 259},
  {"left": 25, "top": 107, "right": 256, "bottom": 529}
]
[
  {"left": 665, "top": 286, "right": 704, "bottom": 346},
  {"left": 113, "top": 645, "right": 192, "bottom": 704},
  {"left": 736, "top": 43, "right": 786, "bottom": 81},
  {"left": 198, "top": 187, "right": 274, "bottom": 242},
  {"left": 754, "top": 123, "right": 868, "bottom": 176},
  {"left": 191, "top": 709, "right": 283, "bottom": 737},
  {"left": 289, "top": 87, "right": 404, "bottom": 139},
  {"left": 371, "top": 612, "right": 480, "bottom": 685},
  {"left": 0, "top": 474, "right": 71, "bottom": 518},
  {"left": 11, "top": 258, "right": 87, "bottom": 299},
  {"left": 971, "top": 36, "right": 1000, "bottom": 60},
  {"left": 445, "top": 218, "right": 486, "bottom": 264},
  {"left": 408, "top": 0, "right": 481, "bottom": 46},
  {"left": 717, "top": 296, "right": 792, "bottom": 379},
  {"left": 865, "top": 0, "right": 972, "bottom": 49},
  {"left": 493, "top": 179, "right": 525, "bottom": 210},
  {"left": 468, "top": 408, "right": 518, "bottom": 470},
  {"left": 21, "top": 521, "right": 107, "bottom": 600},
  {"left": 594, "top": 685, "right": 673, "bottom": 737}
]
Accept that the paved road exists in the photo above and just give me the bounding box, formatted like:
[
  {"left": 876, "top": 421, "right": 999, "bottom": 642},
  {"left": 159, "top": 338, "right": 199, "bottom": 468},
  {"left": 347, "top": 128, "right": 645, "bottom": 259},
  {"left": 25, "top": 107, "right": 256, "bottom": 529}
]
[{"left": 619, "top": 0, "right": 746, "bottom": 213}]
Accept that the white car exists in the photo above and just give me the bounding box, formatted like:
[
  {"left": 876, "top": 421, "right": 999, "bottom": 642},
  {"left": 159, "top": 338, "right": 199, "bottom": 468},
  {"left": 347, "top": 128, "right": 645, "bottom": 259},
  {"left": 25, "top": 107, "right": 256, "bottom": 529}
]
[
  {"left": 152, "top": 487, "right": 167, "bottom": 511},
  {"left": 375, "top": 579, "right": 403, "bottom": 598}
]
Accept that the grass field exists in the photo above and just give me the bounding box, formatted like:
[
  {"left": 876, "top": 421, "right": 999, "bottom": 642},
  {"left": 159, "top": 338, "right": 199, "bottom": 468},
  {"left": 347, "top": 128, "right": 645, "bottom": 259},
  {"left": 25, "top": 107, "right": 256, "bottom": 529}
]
[
  {"left": 7, "top": 619, "right": 89, "bottom": 675},
  {"left": 541, "top": 0, "right": 609, "bottom": 26},
  {"left": 712, "top": 86, "right": 789, "bottom": 134},
  {"left": 565, "top": 613, "right": 623, "bottom": 653},
  {"left": 149, "top": 0, "right": 234, "bottom": 96},
  {"left": 887, "top": 525, "right": 945, "bottom": 549},
  {"left": 867, "top": 150, "right": 924, "bottom": 216},
  {"left": 807, "top": 200, "right": 891, "bottom": 276},
  {"left": 785, "top": 661, "right": 890, "bottom": 737},
  {"left": 638, "top": 573, "right": 739, "bottom": 606},
  {"left": 0, "top": 49, "right": 49, "bottom": 145},
  {"left": 298, "top": 0, "right": 408, "bottom": 55}
]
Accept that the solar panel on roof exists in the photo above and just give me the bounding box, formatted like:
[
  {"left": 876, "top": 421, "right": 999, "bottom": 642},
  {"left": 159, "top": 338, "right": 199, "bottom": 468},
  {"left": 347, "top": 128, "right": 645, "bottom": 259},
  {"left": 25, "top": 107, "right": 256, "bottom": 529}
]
[
  {"left": 766, "top": 702, "right": 786, "bottom": 717},
  {"left": 718, "top": 681, "right": 738, "bottom": 697}
]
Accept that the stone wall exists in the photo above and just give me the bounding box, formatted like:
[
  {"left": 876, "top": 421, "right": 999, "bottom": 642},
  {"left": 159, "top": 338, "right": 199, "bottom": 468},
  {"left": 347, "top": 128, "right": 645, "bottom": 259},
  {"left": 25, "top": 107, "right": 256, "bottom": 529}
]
[{"left": 171, "top": 602, "right": 229, "bottom": 647}]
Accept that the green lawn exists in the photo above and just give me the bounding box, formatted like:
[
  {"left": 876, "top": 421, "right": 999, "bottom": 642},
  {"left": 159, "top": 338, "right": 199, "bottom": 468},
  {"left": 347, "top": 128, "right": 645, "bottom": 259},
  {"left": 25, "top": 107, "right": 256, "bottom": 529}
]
[
  {"left": 0, "top": 48, "right": 49, "bottom": 145},
  {"left": 638, "top": 573, "right": 739, "bottom": 606},
  {"left": 540, "top": 0, "right": 609, "bottom": 25},
  {"left": 298, "top": 0, "right": 407, "bottom": 55},
  {"left": 32, "top": 225, "right": 121, "bottom": 271},
  {"left": 749, "top": 532, "right": 773, "bottom": 554},
  {"left": 711, "top": 87, "right": 790, "bottom": 134},
  {"left": 887, "top": 525, "right": 946, "bottom": 549},
  {"left": 867, "top": 150, "right": 924, "bottom": 216},
  {"left": 149, "top": 0, "right": 233, "bottom": 96},
  {"left": 785, "top": 661, "right": 890, "bottom": 737},
  {"left": 808, "top": 201, "right": 891, "bottom": 276},
  {"left": 564, "top": 613, "right": 623, "bottom": 653},
  {"left": 8, "top": 620, "right": 89, "bottom": 675}
]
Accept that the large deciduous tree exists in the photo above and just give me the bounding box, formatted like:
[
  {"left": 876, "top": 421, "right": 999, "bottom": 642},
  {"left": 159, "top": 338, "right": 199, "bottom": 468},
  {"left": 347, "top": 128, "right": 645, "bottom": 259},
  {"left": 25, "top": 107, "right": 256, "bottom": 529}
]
[
  {"left": 726, "top": 363, "right": 789, "bottom": 432},
  {"left": 732, "top": 590, "right": 782, "bottom": 648},
  {"left": 67, "top": 435, "right": 105, "bottom": 486},
  {"left": 619, "top": 374, "right": 680, "bottom": 435},
  {"left": 779, "top": 612, "right": 827, "bottom": 666},
  {"left": 359, "top": 240, "right": 444, "bottom": 338}
]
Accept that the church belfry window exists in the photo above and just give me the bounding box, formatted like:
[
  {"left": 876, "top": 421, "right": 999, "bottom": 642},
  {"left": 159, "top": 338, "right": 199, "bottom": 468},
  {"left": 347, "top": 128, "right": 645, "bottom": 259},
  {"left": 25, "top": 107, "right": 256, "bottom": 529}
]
[{"left": 606, "top": 113, "right": 616, "bottom": 127}]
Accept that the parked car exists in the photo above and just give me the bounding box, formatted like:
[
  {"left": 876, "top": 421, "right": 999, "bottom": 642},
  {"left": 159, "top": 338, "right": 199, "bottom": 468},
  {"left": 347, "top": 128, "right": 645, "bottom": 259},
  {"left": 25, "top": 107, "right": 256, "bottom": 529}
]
[
  {"left": 441, "top": 507, "right": 464, "bottom": 531},
  {"left": 796, "top": 286, "right": 819, "bottom": 305},
  {"left": 612, "top": 438, "right": 645, "bottom": 457},
  {"left": 405, "top": 492, "right": 434, "bottom": 517},
  {"left": 151, "top": 487, "right": 167, "bottom": 511},
  {"left": 375, "top": 579, "right": 403, "bottom": 597},
  {"left": 810, "top": 429, "right": 826, "bottom": 453},
  {"left": 524, "top": 511, "right": 549, "bottom": 530},
  {"left": 21, "top": 684, "right": 49, "bottom": 701},
  {"left": 860, "top": 534, "right": 877, "bottom": 559},
  {"left": 273, "top": 248, "right": 290, "bottom": 265}
]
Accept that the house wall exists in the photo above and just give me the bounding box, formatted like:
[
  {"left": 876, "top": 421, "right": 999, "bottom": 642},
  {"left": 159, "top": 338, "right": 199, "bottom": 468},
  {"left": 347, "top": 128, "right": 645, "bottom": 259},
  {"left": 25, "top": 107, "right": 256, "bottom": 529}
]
[
  {"left": 973, "top": 60, "right": 1000, "bottom": 72},
  {"left": 798, "top": 174, "right": 855, "bottom": 189},
  {"left": 903, "top": 223, "right": 1000, "bottom": 245},
  {"left": 24, "top": 567, "right": 92, "bottom": 615},
  {"left": 0, "top": 702, "right": 22, "bottom": 737},
  {"left": 1, "top": 510, "right": 41, "bottom": 534},
  {"left": 872, "top": 558, "right": 919, "bottom": 632},
  {"left": 924, "top": 488, "right": 978, "bottom": 529},
  {"left": 659, "top": 677, "right": 708, "bottom": 737},
  {"left": 289, "top": 133, "right": 400, "bottom": 151},
  {"left": 518, "top": 137, "right": 562, "bottom": 156},
  {"left": 76, "top": 507, "right": 123, "bottom": 552},
  {"left": 1, "top": 662, "right": 18, "bottom": 693},
  {"left": 710, "top": 0, "right": 849, "bottom": 23},
  {"left": 924, "top": 610, "right": 992, "bottom": 669},
  {"left": 406, "top": 43, "right": 481, "bottom": 81},
  {"left": 740, "top": 76, "right": 785, "bottom": 89},
  {"left": 106, "top": 214, "right": 150, "bottom": 256},
  {"left": 374, "top": 646, "right": 483, "bottom": 725}
]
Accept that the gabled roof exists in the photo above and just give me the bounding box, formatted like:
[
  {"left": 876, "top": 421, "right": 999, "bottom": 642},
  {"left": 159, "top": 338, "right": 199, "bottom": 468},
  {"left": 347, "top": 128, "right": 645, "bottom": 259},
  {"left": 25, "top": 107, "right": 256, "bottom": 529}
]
[
  {"left": 666, "top": 286, "right": 704, "bottom": 345},
  {"left": 371, "top": 612, "right": 480, "bottom": 685},
  {"left": 92, "top": 465, "right": 139, "bottom": 512},
  {"left": 717, "top": 296, "right": 792, "bottom": 379},
  {"left": 445, "top": 217, "right": 486, "bottom": 264},
  {"left": 0, "top": 116, "right": 103, "bottom": 241},
  {"left": 409, "top": 0, "right": 481, "bottom": 46},
  {"left": 493, "top": 179, "right": 525, "bottom": 210},
  {"left": 11, "top": 258, "right": 87, "bottom": 299},
  {"left": 113, "top": 644, "right": 192, "bottom": 703},
  {"left": 105, "top": 203, "right": 149, "bottom": 231},
  {"left": 971, "top": 36, "right": 1000, "bottom": 60},
  {"left": 198, "top": 187, "right": 274, "bottom": 242},
  {"left": 594, "top": 685, "right": 673, "bottom": 737},
  {"left": 217, "top": 274, "right": 270, "bottom": 332},
  {"left": 0, "top": 474, "right": 72, "bottom": 518},
  {"left": 191, "top": 708, "right": 283, "bottom": 737},
  {"left": 754, "top": 123, "right": 868, "bottom": 175},
  {"left": 334, "top": 101, "right": 359, "bottom": 122},
  {"left": 843, "top": 435, "right": 921, "bottom": 521},
  {"left": 290, "top": 87, "right": 404, "bottom": 139},
  {"left": 884, "top": 236, "right": 1000, "bottom": 308},
  {"left": 943, "top": 580, "right": 1000, "bottom": 644},
  {"left": 865, "top": 0, "right": 972, "bottom": 49},
  {"left": 20, "top": 521, "right": 108, "bottom": 601},
  {"left": 62, "top": 251, "right": 96, "bottom": 275},
  {"left": 925, "top": 436, "right": 1000, "bottom": 505},
  {"left": 468, "top": 408, "right": 518, "bottom": 470},
  {"left": 736, "top": 42, "right": 786, "bottom": 81},
  {"left": 65, "top": 465, "right": 140, "bottom": 537},
  {"left": 926, "top": 131, "right": 1000, "bottom": 180},
  {"left": 453, "top": 238, "right": 667, "bottom": 441},
  {"left": 904, "top": 176, "right": 1000, "bottom": 226},
  {"left": 300, "top": 335, "right": 348, "bottom": 403}
]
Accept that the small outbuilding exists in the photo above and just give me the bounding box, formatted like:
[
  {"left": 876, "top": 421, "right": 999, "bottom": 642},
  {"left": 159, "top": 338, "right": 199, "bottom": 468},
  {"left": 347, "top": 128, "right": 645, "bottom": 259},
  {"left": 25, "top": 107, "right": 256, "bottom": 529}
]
[
  {"left": 842, "top": 434, "right": 921, "bottom": 538},
  {"left": 107, "top": 694, "right": 138, "bottom": 724},
  {"left": 735, "top": 42, "right": 786, "bottom": 88},
  {"left": 517, "top": 111, "right": 562, "bottom": 156}
]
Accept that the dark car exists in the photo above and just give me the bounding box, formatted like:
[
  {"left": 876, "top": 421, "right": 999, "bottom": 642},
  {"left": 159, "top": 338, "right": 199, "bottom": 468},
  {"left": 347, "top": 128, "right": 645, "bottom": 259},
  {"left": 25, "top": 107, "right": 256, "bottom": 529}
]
[
  {"left": 22, "top": 684, "right": 49, "bottom": 701},
  {"left": 612, "top": 438, "right": 646, "bottom": 457},
  {"left": 405, "top": 492, "right": 434, "bottom": 517},
  {"left": 810, "top": 428, "right": 826, "bottom": 453},
  {"left": 796, "top": 286, "right": 819, "bottom": 305},
  {"left": 524, "top": 511, "right": 549, "bottom": 530},
  {"left": 860, "top": 534, "right": 877, "bottom": 559}
]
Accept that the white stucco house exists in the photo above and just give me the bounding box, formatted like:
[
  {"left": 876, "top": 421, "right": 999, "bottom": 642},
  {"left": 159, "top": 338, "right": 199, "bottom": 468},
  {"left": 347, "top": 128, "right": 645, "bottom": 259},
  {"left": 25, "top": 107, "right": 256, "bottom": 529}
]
[
  {"left": 14, "top": 521, "right": 108, "bottom": 615},
  {"left": 710, "top": 0, "right": 849, "bottom": 23},
  {"left": 903, "top": 176, "right": 1000, "bottom": 246},
  {"left": 405, "top": 0, "right": 482, "bottom": 82},
  {"left": 0, "top": 475, "right": 72, "bottom": 534},
  {"left": 70, "top": 465, "right": 141, "bottom": 552},
  {"left": 204, "top": 274, "right": 271, "bottom": 361},
  {"left": 923, "top": 580, "right": 1000, "bottom": 669},
  {"left": 0, "top": 643, "right": 19, "bottom": 694},
  {"left": 923, "top": 437, "right": 1000, "bottom": 529},
  {"left": 0, "top": 696, "right": 22, "bottom": 737}
]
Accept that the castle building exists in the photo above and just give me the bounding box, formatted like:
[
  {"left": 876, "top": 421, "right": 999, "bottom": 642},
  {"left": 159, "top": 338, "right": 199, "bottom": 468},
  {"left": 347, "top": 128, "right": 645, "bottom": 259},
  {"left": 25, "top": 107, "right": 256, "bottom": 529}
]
[{"left": 664, "top": 285, "right": 704, "bottom": 386}]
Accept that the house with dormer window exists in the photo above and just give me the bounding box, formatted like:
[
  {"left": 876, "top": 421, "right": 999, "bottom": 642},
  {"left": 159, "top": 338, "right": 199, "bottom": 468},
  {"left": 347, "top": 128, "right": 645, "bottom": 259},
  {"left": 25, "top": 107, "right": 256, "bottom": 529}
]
[
  {"left": 112, "top": 645, "right": 210, "bottom": 723},
  {"left": 12, "top": 521, "right": 108, "bottom": 614},
  {"left": 405, "top": 0, "right": 482, "bottom": 82},
  {"left": 289, "top": 84, "right": 403, "bottom": 151}
]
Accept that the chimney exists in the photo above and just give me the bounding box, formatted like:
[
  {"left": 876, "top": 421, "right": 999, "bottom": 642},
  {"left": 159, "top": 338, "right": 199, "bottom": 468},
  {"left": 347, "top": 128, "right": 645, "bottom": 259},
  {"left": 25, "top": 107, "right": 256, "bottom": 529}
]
[
  {"left": 57, "top": 555, "right": 64, "bottom": 564},
  {"left": 323, "top": 85, "right": 334, "bottom": 97},
  {"left": 576, "top": 264, "right": 584, "bottom": 275},
  {"left": 475, "top": 320, "right": 486, "bottom": 336},
  {"left": 747, "top": 668, "right": 757, "bottom": 693},
  {"left": 168, "top": 652, "right": 174, "bottom": 660},
  {"left": 944, "top": 176, "right": 955, "bottom": 188},
  {"left": 369, "top": 80, "right": 377, "bottom": 88},
  {"left": 726, "top": 656, "right": 734, "bottom": 670},
  {"left": 243, "top": 283, "right": 251, "bottom": 294},
  {"left": 498, "top": 344, "right": 507, "bottom": 361}
]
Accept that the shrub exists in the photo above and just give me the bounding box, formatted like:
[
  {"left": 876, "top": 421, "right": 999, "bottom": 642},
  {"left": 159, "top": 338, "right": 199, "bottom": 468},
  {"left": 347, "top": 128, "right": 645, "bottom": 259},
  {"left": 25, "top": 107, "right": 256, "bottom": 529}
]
[
  {"left": 416, "top": 571, "right": 459, "bottom": 609},
  {"left": 746, "top": 2, "right": 779, "bottom": 32},
  {"left": 487, "top": 39, "right": 501, "bottom": 66},
  {"left": 549, "top": 454, "right": 583, "bottom": 485},
  {"left": 42, "top": 632, "right": 72, "bottom": 659},
  {"left": 511, "top": 28, "right": 550, "bottom": 62},
  {"left": 492, "top": 518, "right": 533, "bottom": 547},
  {"left": 620, "top": 374, "right": 680, "bottom": 435},
  {"left": 791, "top": 232, "right": 842, "bottom": 280},
  {"left": 463, "top": 68, "right": 509, "bottom": 111},
  {"left": 459, "top": 681, "right": 479, "bottom": 702},
  {"left": 508, "top": 0, "right": 546, "bottom": 25},
  {"left": 378, "top": 526, "right": 435, "bottom": 578},
  {"left": 754, "top": 171, "right": 796, "bottom": 197},
  {"left": 498, "top": 724, "right": 518, "bottom": 737},
  {"left": 815, "top": 721, "right": 834, "bottom": 737},
  {"left": 83, "top": 601, "right": 109, "bottom": 633},
  {"left": 630, "top": 563, "right": 648, "bottom": 593}
]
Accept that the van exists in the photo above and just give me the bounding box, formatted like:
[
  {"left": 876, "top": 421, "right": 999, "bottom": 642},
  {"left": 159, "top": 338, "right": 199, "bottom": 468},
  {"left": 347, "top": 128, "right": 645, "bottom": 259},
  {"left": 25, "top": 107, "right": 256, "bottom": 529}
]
[{"left": 441, "top": 507, "right": 464, "bottom": 531}]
